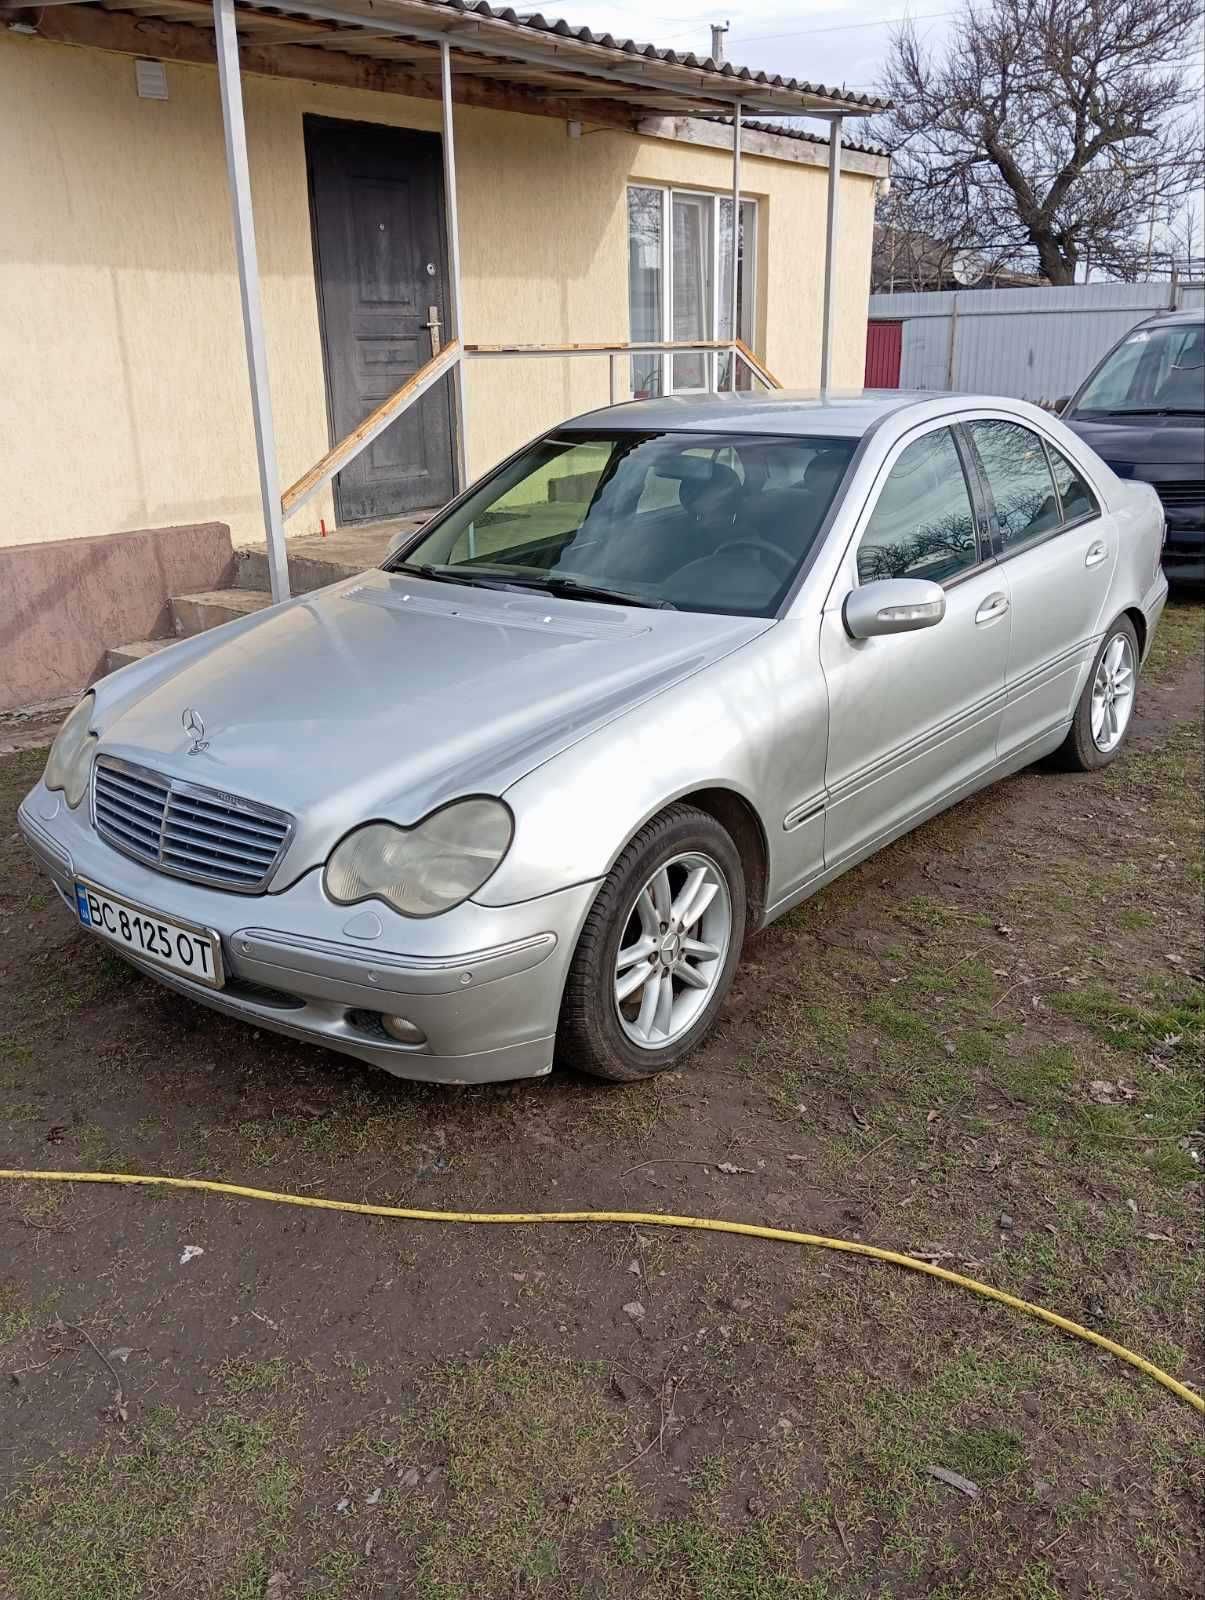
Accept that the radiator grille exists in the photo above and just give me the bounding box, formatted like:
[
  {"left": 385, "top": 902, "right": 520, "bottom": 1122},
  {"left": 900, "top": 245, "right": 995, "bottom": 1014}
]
[
  {"left": 92, "top": 757, "right": 292, "bottom": 893},
  {"left": 1154, "top": 480, "right": 1205, "bottom": 509}
]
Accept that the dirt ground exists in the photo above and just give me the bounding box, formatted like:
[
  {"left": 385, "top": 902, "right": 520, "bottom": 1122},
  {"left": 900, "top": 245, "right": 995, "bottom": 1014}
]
[{"left": 1, "top": 603, "right": 1202, "bottom": 1600}]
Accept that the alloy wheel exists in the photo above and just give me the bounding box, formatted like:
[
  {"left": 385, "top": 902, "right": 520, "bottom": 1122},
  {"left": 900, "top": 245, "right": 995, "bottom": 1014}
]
[
  {"left": 613, "top": 851, "right": 732, "bottom": 1049},
  {"left": 1090, "top": 633, "right": 1136, "bottom": 753}
]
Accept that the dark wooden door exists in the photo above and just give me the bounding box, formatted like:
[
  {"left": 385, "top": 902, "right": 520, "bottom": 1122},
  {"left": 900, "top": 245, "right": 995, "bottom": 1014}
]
[{"left": 305, "top": 116, "right": 455, "bottom": 523}]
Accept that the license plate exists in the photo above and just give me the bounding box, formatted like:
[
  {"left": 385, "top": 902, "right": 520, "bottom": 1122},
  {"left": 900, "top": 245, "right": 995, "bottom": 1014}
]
[{"left": 74, "top": 881, "right": 224, "bottom": 989}]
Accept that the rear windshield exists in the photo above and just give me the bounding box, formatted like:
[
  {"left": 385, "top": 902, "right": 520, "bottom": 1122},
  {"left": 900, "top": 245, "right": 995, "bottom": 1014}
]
[
  {"left": 390, "top": 430, "right": 858, "bottom": 617},
  {"left": 1073, "top": 322, "right": 1205, "bottom": 416}
]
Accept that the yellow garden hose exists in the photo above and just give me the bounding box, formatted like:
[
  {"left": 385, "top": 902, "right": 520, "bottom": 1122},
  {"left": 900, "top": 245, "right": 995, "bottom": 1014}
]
[{"left": 2, "top": 1167, "right": 1201, "bottom": 1415}]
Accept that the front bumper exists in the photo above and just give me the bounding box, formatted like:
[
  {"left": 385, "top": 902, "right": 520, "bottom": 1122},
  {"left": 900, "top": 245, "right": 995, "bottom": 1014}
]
[
  {"left": 1162, "top": 514, "right": 1204, "bottom": 584},
  {"left": 18, "top": 781, "right": 599, "bottom": 1084}
]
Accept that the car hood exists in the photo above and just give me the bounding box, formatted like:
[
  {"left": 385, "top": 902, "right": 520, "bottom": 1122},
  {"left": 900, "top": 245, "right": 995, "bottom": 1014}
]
[
  {"left": 97, "top": 571, "right": 769, "bottom": 885},
  {"left": 1064, "top": 414, "right": 1204, "bottom": 470}
]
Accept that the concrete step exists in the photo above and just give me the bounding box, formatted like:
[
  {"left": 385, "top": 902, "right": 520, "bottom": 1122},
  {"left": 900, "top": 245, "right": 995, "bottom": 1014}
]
[
  {"left": 104, "top": 637, "right": 176, "bottom": 675},
  {"left": 171, "top": 588, "right": 272, "bottom": 638},
  {"left": 234, "top": 517, "right": 432, "bottom": 595}
]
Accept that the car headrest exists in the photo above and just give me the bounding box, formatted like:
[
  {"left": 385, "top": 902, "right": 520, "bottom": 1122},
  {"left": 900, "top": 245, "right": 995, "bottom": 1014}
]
[
  {"left": 802, "top": 450, "right": 848, "bottom": 496},
  {"left": 678, "top": 460, "right": 743, "bottom": 511}
]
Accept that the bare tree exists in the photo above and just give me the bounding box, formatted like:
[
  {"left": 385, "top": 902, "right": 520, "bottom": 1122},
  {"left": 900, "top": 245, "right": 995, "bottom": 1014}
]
[{"left": 875, "top": 0, "right": 1205, "bottom": 284}]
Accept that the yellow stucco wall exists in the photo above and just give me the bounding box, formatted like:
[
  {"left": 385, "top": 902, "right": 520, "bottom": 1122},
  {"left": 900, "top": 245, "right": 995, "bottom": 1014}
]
[{"left": 0, "top": 34, "right": 879, "bottom": 550}]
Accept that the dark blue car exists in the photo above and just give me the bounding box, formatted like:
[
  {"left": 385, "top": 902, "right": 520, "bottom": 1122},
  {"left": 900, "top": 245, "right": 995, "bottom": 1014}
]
[{"left": 1062, "top": 308, "right": 1204, "bottom": 582}]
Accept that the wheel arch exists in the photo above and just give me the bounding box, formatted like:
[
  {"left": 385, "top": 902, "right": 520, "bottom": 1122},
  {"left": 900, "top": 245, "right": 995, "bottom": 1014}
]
[
  {"left": 669, "top": 786, "right": 769, "bottom": 932},
  {"left": 1121, "top": 605, "right": 1148, "bottom": 661}
]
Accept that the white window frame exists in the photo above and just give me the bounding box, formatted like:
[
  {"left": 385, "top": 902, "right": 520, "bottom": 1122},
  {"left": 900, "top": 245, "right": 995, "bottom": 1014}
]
[{"left": 628, "top": 184, "right": 758, "bottom": 396}]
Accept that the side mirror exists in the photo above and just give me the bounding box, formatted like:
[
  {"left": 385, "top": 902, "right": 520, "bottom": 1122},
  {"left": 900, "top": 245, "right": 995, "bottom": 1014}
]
[
  {"left": 1054, "top": 395, "right": 1071, "bottom": 414},
  {"left": 843, "top": 578, "right": 946, "bottom": 640}
]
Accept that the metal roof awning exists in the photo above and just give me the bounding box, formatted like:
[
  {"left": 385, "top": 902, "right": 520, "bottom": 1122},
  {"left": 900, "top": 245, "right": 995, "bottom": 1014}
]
[
  {"left": 28, "top": 0, "right": 886, "bottom": 120},
  {"left": 11, "top": 0, "right": 886, "bottom": 602}
]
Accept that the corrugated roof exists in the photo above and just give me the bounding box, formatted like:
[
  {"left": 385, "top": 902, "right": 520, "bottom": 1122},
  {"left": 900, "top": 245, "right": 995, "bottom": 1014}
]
[
  {"left": 51, "top": 0, "right": 887, "bottom": 118},
  {"left": 721, "top": 115, "right": 888, "bottom": 159},
  {"left": 436, "top": 0, "right": 888, "bottom": 111}
]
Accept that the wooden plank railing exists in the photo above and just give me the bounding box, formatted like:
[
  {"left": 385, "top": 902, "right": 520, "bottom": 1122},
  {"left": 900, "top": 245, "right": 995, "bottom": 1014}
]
[
  {"left": 464, "top": 339, "right": 738, "bottom": 355},
  {"left": 282, "top": 335, "right": 782, "bottom": 520},
  {"left": 281, "top": 338, "right": 462, "bottom": 519},
  {"left": 734, "top": 338, "right": 783, "bottom": 389}
]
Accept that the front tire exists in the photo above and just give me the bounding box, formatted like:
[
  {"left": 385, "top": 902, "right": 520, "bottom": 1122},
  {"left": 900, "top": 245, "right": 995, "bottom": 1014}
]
[
  {"left": 1052, "top": 615, "right": 1140, "bottom": 772},
  {"left": 557, "top": 804, "right": 746, "bottom": 1082}
]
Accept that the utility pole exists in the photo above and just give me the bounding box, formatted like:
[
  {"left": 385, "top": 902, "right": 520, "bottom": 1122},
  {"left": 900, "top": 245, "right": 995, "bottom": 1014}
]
[
  {"left": 710, "top": 20, "right": 728, "bottom": 65},
  {"left": 1145, "top": 165, "right": 1159, "bottom": 280}
]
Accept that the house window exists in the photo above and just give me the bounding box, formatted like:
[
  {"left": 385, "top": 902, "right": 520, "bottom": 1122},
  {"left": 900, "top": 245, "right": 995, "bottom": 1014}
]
[{"left": 627, "top": 185, "right": 757, "bottom": 398}]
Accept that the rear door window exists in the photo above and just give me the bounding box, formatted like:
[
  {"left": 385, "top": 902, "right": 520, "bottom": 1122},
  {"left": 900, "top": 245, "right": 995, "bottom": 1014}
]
[
  {"left": 966, "top": 421, "right": 1061, "bottom": 555},
  {"left": 1046, "top": 444, "right": 1099, "bottom": 525}
]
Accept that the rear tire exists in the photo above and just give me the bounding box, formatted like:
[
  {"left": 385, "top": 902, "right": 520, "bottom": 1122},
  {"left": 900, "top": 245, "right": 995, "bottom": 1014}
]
[
  {"left": 556, "top": 804, "right": 746, "bottom": 1082},
  {"left": 1051, "top": 615, "right": 1139, "bottom": 772}
]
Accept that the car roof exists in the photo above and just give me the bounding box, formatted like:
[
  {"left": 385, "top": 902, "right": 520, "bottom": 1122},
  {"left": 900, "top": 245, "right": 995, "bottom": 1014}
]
[
  {"left": 560, "top": 388, "right": 1043, "bottom": 438},
  {"left": 1139, "top": 306, "right": 1205, "bottom": 328}
]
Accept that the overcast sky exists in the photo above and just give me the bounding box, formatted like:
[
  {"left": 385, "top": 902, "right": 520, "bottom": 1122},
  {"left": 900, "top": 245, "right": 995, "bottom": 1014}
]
[
  {"left": 542, "top": 0, "right": 1202, "bottom": 261},
  {"left": 528, "top": 0, "right": 955, "bottom": 99}
]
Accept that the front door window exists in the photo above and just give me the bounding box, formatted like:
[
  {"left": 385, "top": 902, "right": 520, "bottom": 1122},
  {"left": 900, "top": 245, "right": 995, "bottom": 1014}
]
[{"left": 857, "top": 426, "right": 980, "bottom": 585}]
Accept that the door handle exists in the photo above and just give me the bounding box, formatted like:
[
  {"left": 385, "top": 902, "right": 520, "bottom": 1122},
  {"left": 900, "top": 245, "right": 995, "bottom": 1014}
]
[
  {"left": 423, "top": 304, "right": 442, "bottom": 356},
  {"left": 974, "top": 592, "right": 1009, "bottom": 625},
  {"left": 1085, "top": 539, "right": 1108, "bottom": 568}
]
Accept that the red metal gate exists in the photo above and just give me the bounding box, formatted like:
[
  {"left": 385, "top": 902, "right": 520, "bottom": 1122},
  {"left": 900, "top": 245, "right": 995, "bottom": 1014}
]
[{"left": 865, "top": 320, "right": 903, "bottom": 388}]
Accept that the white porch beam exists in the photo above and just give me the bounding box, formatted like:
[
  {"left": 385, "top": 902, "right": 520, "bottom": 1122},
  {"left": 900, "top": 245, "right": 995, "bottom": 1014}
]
[
  {"left": 819, "top": 113, "right": 842, "bottom": 394},
  {"left": 441, "top": 39, "right": 470, "bottom": 491},
  {"left": 213, "top": 0, "right": 290, "bottom": 602}
]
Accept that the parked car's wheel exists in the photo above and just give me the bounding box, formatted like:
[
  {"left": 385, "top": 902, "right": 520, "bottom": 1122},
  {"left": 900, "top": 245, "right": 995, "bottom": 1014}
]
[
  {"left": 557, "top": 804, "right": 746, "bottom": 1081},
  {"left": 1052, "top": 615, "right": 1140, "bottom": 772}
]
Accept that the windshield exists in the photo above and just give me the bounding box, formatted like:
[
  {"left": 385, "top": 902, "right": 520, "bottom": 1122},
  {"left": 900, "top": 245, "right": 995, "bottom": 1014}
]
[
  {"left": 1072, "top": 321, "right": 1205, "bottom": 416},
  {"left": 388, "top": 430, "right": 858, "bottom": 617}
]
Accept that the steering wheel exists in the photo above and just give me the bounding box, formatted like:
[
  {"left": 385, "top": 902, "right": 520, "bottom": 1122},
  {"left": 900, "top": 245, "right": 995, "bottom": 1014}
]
[{"left": 711, "top": 538, "right": 796, "bottom": 581}]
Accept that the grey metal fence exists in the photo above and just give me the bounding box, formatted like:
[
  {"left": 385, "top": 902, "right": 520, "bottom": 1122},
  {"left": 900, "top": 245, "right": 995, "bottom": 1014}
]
[{"left": 868, "top": 280, "right": 1205, "bottom": 405}]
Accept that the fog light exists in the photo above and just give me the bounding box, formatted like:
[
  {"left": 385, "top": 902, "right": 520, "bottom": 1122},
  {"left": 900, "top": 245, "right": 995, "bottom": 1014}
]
[{"left": 381, "top": 1015, "right": 427, "bottom": 1045}]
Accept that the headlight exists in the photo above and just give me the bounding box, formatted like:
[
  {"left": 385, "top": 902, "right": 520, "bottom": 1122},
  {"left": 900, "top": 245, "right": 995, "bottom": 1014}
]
[
  {"left": 324, "top": 798, "right": 513, "bottom": 917},
  {"left": 44, "top": 693, "right": 97, "bottom": 809}
]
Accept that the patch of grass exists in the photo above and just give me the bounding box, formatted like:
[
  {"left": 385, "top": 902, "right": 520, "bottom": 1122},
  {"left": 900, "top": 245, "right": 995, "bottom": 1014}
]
[
  {"left": 864, "top": 997, "right": 937, "bottom": 1047},
  {"left": 217, "top": 1356, "right": 292, "bottom": 1395},
  {"left": 995, "top": 1043, "right": 1077, "bottom": 1109},
  {"left": 938, "top": 1424, "right": 1025, "bottom": 1484},
  {"left": 413, "top": 1344, "right": 632, "bottom": 1598},
  {"left": 618, "top": 1513, "right": 841, "bottom": 1599},
  {"left": 1145, "top": 599, "right": 1204, "bottom": 681},
  {"left": 1052, "top": 978, "right": 1203, "bottom": 1063},
  {"left": 0, "top": 1407, "right": 296, "bottom": 1598},
  {"left": 0, "top": 1281, "right": 33, "bottom": 1344},
  {"left": 0, "top": 1100, "right": 42, "bottom": 1123},
  {"left": 1117, "top": 907, "right": 1155, "bottom": 931}
]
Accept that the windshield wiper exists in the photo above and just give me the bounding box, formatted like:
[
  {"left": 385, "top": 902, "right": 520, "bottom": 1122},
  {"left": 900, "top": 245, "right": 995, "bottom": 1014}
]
[
  {"left": 394, "top": 561, "right": 523, "bottom": 592},
  {"left": 500, "top": 574, "right": 675, "bottom": 610},
  {"left": 1092, "top": 407, "right": 1204, "bottom": 418}
]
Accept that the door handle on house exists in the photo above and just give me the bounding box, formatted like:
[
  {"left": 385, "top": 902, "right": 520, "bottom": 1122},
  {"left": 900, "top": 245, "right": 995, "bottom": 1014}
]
[
  {"left": 423, "top": 305, "right": 442, "bottom": 356},
  {"left": 1084, "top": 539, "right": 1107, "bottom": 568},
  {"left": 974, "top": 592, "right": 1009, "bottom": 625}
]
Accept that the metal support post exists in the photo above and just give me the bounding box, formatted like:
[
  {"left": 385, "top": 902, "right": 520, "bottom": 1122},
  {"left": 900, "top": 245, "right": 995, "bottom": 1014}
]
[
  {"left": 213, "top": 0, "right": 290, "bottom": 602},
  {"left": 609, "top": 352, "right": 618, "bottom": 406},
  {"left": 729, "top": 101, "right": 742, "bottom": 391},
  {"left": 440, "top": 40, "right": 470, "bottom": 491},
  {"left": 819, "top": 114, "right": 843, "bottom": 393}
]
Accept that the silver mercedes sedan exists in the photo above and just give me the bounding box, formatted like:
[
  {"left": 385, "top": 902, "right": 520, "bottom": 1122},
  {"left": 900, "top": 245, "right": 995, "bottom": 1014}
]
[{"left": 20, "top": 392, "right": 1168, "bottom": 1086}]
